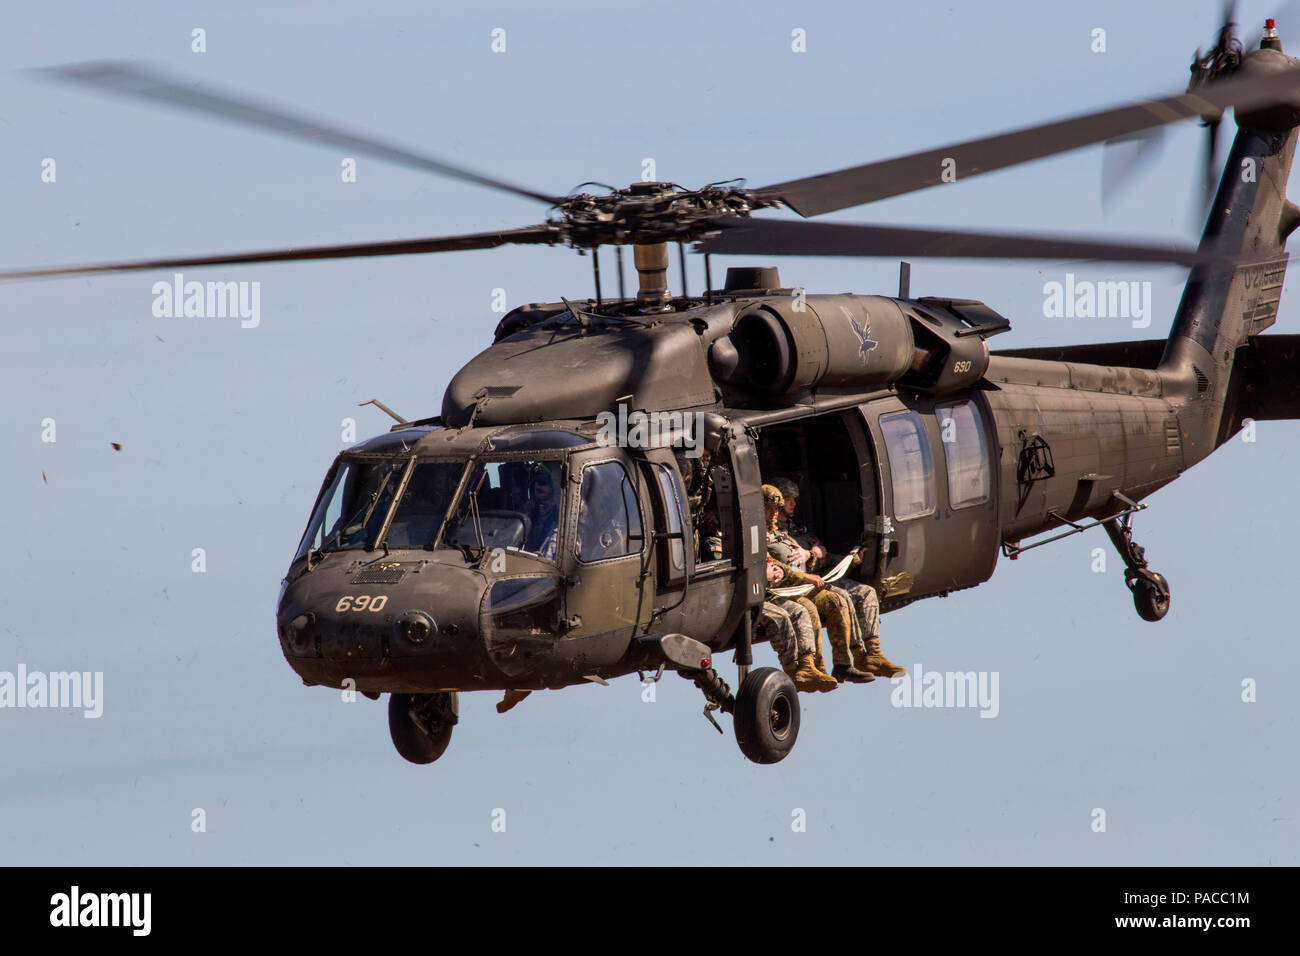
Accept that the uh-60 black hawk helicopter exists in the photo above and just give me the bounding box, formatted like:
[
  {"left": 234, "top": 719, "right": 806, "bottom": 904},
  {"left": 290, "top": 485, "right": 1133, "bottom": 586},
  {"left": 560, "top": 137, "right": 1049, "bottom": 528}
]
[{"left": 12, "top": 12, "right": 1300, "bottom": 765}]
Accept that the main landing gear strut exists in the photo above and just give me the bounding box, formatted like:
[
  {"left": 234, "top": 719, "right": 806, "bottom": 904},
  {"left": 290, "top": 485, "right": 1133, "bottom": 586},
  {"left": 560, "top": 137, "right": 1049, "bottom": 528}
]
[
  {"left": 673, "top": 661, "right": 800, "bottom": 765},
  {"left": 640, "top": 623, "right": 801, "bottom": 765},
  {"left": 1103, "top": 511, "right": 1171, "bottom": 622}
]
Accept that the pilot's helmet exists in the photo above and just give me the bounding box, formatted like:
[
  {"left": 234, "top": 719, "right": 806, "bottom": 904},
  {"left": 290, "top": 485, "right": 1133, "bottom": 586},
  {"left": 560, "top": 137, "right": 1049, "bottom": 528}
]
[
  {"left": 772, "top": 477, "right": 799, "bottom": 502},
  {"left": 761, "top": 483, "right": 784, "bottom": 507},
  {"left": 531, "top": 466, "right": 555, "bottom": 494}
]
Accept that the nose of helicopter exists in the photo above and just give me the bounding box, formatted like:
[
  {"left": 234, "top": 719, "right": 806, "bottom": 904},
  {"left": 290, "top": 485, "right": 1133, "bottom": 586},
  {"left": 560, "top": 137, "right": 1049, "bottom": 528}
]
[{"left": 275, "top": 555, "right": 491, "bottom": 692}]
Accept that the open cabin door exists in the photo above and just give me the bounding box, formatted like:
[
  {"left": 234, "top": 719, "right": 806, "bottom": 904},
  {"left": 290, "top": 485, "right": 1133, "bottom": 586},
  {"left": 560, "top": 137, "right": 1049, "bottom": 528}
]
[{"left": 753, "top": 410, "right": 880, "bottom": 573}]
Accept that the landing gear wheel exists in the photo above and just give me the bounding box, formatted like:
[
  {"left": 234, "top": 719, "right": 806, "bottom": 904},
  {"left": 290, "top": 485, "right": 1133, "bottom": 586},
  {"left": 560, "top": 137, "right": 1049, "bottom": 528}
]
[
  {"left": 1131, "top": 572, "right": 1170, "bottom": 622},
  {"left": 388, "top": 691, "right": 456, "bottom": 764},
  {"left": 734, "top": 667, "right": 800, "bottom": 765}
]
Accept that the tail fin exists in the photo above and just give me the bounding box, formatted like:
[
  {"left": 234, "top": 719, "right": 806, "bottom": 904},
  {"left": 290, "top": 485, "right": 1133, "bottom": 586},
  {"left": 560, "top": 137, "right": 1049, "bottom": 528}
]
[{"left": 1159, "top": 47, "right": 1300, "bottom": 461}]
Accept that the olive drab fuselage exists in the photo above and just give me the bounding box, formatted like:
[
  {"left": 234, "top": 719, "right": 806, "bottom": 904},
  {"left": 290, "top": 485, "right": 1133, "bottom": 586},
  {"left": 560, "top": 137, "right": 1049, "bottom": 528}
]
[{"left": 276, "top": 43, "right": 1300, "bottom": 698}]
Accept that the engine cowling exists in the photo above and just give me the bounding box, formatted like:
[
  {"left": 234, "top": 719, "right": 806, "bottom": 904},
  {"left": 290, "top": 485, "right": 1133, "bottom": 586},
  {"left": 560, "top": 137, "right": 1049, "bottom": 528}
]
[{"left": 707, "top": 294, "right": 1000, "bottom": 396}]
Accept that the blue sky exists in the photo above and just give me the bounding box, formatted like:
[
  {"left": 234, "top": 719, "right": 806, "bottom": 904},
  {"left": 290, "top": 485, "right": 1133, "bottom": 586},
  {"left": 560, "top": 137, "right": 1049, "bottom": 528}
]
[{"left": 1, "top": 0, "right": 1296, "bottom": 865}]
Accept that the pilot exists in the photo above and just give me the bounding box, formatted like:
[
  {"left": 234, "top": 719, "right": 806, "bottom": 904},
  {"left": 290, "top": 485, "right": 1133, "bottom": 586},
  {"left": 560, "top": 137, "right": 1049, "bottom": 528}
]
[
  {"left": 770, "top": 477, "right": 905, "bottom": 679},
  {"left": 498, "top": 461, "right": 533, "bottom": 512},
  {"left": 524, "top": 465, "right": 560, "bottom": 561},
  {"left": 760, "top": 556, "right": 837, "bottom": 692},
  {"left": 763, "top": 484, "right": 873, "bottom": 684}
]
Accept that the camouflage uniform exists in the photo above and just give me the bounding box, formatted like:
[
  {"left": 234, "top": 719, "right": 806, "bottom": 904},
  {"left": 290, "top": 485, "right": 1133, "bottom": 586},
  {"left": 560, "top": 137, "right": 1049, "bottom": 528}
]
[
  {"left": 838, "top": 568, "right": 903, "bottom": 677},
  {"left": 762, "top": 489, "right": 857, "bottom": 683},
  {"left": 759, "top": 485, "right": 838, "bottom": 692},
  {"left": 770, "top": 478, "right": 904, "bottom": 679},
  {"left": 756, "top": 600, "right": 815, "bottom": 666},
  {"left": 760, "top": 581, "right": 837, "bottom": 693},
  {"left": 768, "top": 554, "right": 857, "bottom": 671}
]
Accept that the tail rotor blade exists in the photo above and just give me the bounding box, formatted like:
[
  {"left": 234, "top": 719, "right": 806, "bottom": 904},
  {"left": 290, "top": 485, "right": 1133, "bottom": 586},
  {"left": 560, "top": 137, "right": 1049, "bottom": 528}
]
[
  {"left": 1203, "top": 118, "right": 1221, "bottom": 213},
  {"left": 1101, "top": 127, "right": 1166, "bottom": 213}
]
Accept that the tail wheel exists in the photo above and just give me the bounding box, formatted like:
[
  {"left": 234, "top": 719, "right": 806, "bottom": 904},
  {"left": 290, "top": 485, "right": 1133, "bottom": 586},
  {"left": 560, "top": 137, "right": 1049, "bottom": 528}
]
[
  {"left": 388, "top": 692, "right": 456, "bottom": 764},
  {"left": 1131, "top": 572, "right": 1171, "bottom": 622},
  {"left": 734, "top": 667, "right": 800, "bottom": 764}
]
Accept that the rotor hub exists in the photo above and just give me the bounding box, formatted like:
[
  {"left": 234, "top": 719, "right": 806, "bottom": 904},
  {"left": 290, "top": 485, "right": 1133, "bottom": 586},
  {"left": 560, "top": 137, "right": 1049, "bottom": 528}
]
[{"left": 552, "top": 181, "right": 778, "bottom": 249}]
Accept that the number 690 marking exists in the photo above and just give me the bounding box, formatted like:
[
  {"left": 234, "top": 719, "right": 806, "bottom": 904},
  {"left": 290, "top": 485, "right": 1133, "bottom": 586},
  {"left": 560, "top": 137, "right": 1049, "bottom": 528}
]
[{"left": 336, "top": 595, "right": 389, "bottom": 612}]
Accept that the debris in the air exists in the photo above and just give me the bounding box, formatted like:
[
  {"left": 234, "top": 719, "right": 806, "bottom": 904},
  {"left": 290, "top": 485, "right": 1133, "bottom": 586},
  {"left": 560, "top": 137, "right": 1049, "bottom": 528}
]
[{"left": 111, "top": 442, "right": 122, "bottom": 451}]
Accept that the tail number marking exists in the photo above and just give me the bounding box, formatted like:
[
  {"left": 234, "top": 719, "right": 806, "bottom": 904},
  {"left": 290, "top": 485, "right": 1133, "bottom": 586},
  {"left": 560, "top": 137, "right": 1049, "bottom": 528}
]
[{"left": 335, "top": 595, "right": 389, "bottom": 612}]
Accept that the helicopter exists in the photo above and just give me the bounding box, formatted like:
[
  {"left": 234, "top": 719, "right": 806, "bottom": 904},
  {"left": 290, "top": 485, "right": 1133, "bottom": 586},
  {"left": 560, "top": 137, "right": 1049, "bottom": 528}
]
[{"left": 9, "top": 12, "right": 1300, "bottom": 766}]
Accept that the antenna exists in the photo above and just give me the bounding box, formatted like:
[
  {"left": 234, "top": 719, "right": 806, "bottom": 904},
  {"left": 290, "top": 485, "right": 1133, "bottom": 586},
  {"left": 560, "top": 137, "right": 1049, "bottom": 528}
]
[
  {"left": 898, "top": 261, "right": 911, "bottom": 299},
  {"left": 359, "top": 398, "right": 409, "bottom": 426}
]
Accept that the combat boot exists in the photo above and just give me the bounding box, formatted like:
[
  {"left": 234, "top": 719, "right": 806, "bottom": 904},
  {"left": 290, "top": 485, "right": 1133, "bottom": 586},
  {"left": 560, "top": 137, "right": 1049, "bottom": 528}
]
[
  {"left": 862, "top": 637, "right": 906, "bottom": 678},
  {"left": 851, "top": 642, "right": 876, "bottom": 677},
  {"left": 783, "top": 654, "right": 839, "bottom": 693},
  {"left": 832, "top": 663, "right": 875, "bottom": 683}
]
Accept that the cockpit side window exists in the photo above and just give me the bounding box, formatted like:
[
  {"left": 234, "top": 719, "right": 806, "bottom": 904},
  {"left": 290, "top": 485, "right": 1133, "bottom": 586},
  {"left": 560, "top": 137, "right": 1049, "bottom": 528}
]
[{"left": 575, "top": 461, "right": 643, "bottom": 563}]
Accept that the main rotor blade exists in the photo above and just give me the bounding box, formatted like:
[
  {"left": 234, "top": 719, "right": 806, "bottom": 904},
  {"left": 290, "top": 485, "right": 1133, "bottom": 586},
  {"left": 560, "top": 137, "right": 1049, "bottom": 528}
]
[
  {"left": 698, "top": 217, "right": 1213, "bottom": 266},
  {"left": 39, "top": 61, "right": 562, "bottom": 207},
  {"left": 754, "top": 65, "right": 1300, "bottom": 217},
  {"left": 0, "top": 225, "right": 559, "bottom": 281}
]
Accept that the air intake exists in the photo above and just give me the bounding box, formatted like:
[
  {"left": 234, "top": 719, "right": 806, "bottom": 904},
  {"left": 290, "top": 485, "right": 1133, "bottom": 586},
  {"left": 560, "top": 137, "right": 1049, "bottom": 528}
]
[{"left": 723, "top": 267, "right": 781, "bottom": 292}]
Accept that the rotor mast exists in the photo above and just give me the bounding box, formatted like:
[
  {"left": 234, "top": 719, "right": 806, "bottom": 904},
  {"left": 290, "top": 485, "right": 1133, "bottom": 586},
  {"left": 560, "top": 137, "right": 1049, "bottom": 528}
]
[{"left": 633, "top": 243, "right": 672, "bottom": 312}]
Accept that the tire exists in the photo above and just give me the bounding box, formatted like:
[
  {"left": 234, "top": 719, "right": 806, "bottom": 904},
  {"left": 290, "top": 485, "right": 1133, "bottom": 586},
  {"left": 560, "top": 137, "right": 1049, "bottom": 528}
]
[
  {"left": 734, "top": 667, "right": 800, "bottom": 765},
  {"left": 388, "top": 692, "right": 455, "bottom": 764},
  {"left": 1133, "top": 573, "right": 1170, "bottom": 623}
]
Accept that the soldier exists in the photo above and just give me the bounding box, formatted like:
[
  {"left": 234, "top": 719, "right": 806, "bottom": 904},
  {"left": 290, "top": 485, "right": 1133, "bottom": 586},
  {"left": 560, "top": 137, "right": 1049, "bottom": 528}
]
[
  {"left": 763, "top": 484, "right": 874, "bottom": 684},
  {"left": 524, "top": 465, "right": 560, "bottom": 561},
  {"left": 675, "top": 446, "right": 714, "bottom": 559},
  {"left": 772, "top": 477, "right": 823, "bottom": 565},
  {"left": 770, "top": 477, "right": 906, "bottom": 679},
  {"left": 759, "top": 556, "right": 837, "bottom": 692}
]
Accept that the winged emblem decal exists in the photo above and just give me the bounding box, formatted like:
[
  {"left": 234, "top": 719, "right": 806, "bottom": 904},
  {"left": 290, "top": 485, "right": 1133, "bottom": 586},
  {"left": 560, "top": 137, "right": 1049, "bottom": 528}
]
[{"left": 848, "top": 316, "right": 878, "bottom": 358}]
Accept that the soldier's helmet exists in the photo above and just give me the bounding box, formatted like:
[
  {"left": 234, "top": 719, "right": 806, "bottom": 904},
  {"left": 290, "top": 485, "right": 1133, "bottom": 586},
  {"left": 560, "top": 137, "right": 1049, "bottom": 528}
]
[
  {"left": 772, "top": 477, "right": 799, "bottom": 501},
  {"left": 761, "top": 483, "right": 784, "bottom": 507}
]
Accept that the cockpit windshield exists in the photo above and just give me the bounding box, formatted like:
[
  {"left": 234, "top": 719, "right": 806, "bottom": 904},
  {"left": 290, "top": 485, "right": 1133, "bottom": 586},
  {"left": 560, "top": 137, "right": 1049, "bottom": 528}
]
[
  {"left": 442, "top": 458, "right": 565, "bottom": 562},
  {"left": 294, "top": 459, "right": 409, "bottom": 561},
  {"left": 385, "top": 462, "right": 468, "bottom": 548},
  {"left": 292, "top": 453, "right": 569, "bottom": 564}
]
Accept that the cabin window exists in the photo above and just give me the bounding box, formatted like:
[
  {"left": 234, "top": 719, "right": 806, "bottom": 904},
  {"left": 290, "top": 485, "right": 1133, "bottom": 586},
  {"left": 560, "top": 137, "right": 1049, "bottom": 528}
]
[
  {"left": 880, "top": 410, "right": 935, "bottom": 520},
  {"left": 936, "top": 401, "right": 991, "bottom": 509},
  {"left": 575, "top": 461, "right": 644, "bottom": 562}
]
